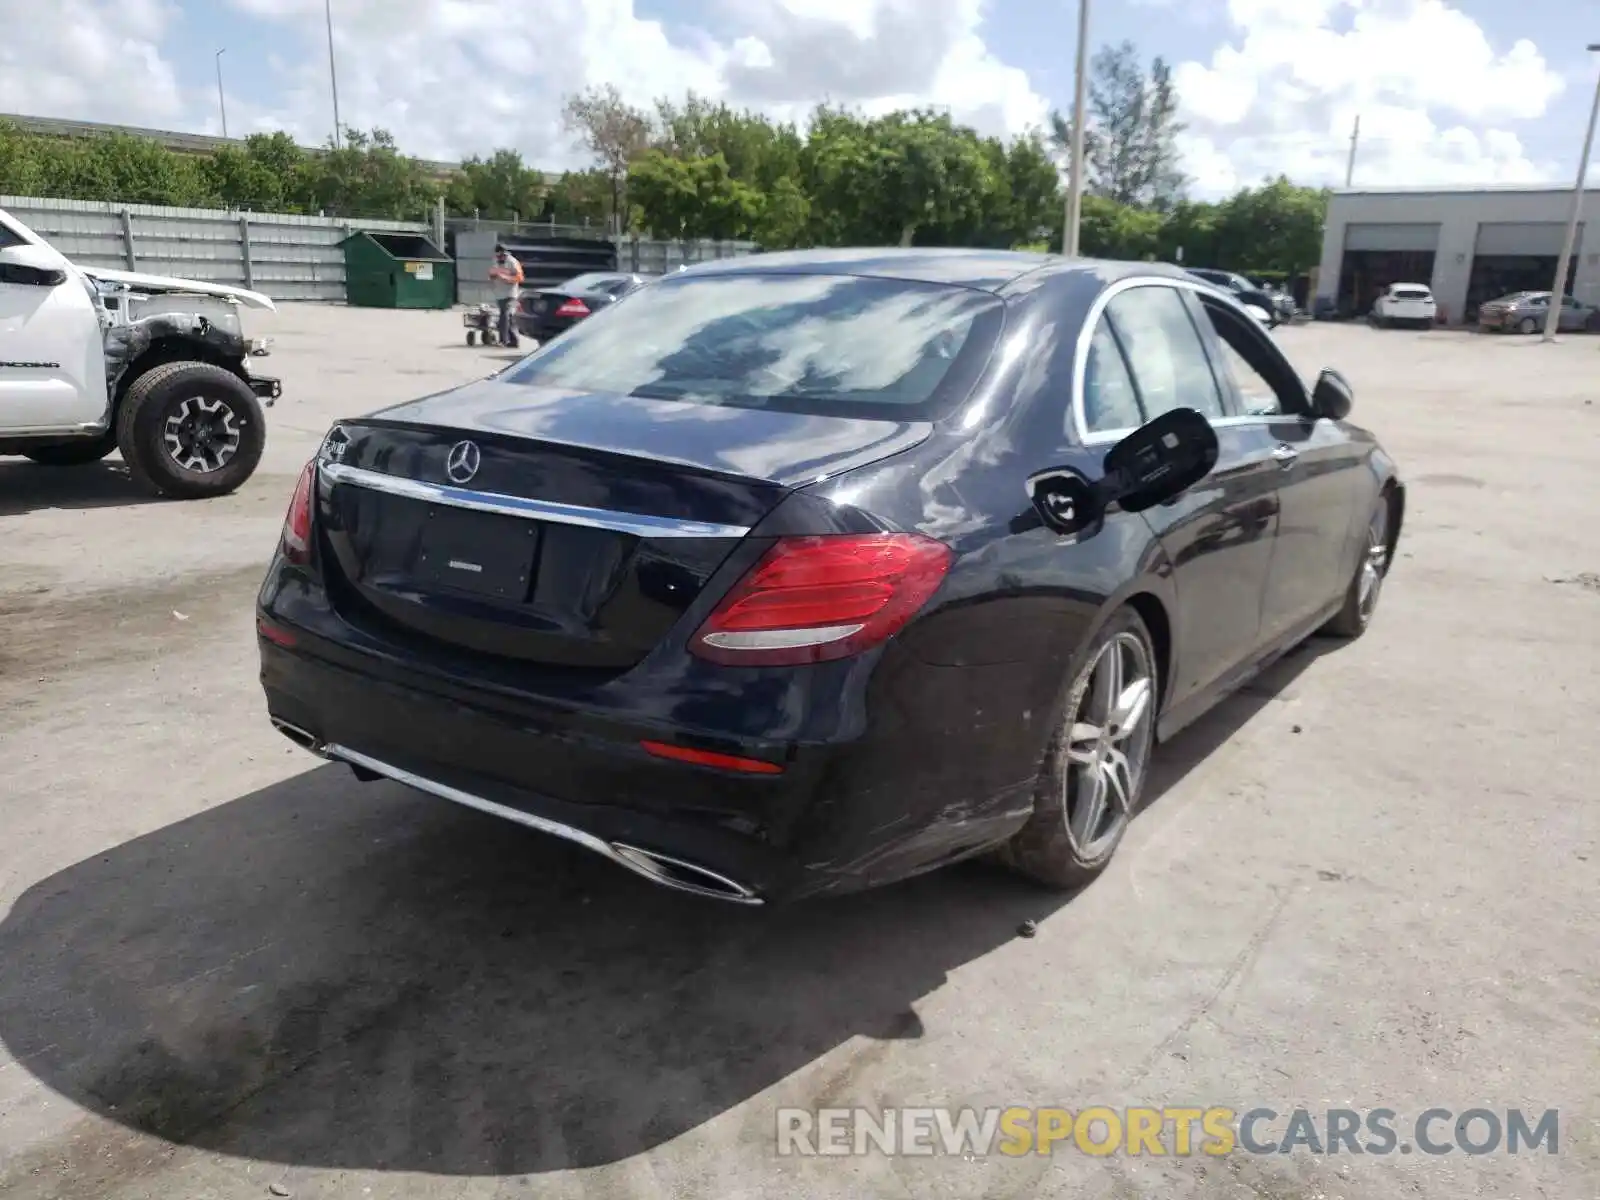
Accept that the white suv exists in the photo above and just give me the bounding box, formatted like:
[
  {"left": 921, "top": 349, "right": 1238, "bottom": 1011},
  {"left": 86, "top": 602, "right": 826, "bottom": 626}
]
[{"left": 1371, "top": 283, "right": 1438, "bottom": 330}]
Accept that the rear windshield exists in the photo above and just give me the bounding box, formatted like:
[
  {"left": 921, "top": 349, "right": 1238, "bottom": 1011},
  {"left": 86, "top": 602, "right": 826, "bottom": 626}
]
[
  {"left": 560, "top": 272, "right": 628, "bottom": 292},
  {"left": 502, "top": 272, "right": 1004, "bottom": 420},
  {"left": 1391, "top": 287, "right": 1432, "bottom": 300}
]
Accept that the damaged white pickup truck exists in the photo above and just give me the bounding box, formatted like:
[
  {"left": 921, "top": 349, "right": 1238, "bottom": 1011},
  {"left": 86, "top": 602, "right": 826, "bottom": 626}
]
[{"left": 0, "top": 205, "right": 280, "bottom": 499}]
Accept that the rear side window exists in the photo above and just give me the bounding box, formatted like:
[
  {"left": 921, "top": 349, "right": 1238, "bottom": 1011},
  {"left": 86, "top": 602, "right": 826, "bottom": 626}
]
[
  {"left": 1103, "top": 285, "right": 1226, "bottom": 423},
  {"left": 1081, "top": 320, "right": 1143, "bottom": 434},
  {"left": 503, "top": 272, "right": 1003, "bottom": 420}
]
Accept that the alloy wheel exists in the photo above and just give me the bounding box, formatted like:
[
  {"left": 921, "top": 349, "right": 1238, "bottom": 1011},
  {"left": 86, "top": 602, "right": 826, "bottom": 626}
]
[
  {"left": 1358, "top": 503, "right": 1390, "bottom": 621},
  {"left": 163, "top": 396, "right": 242, "bottom": 474},
  {"left": 1061, "top": 632, "right": 1155, "bottom": 858}
]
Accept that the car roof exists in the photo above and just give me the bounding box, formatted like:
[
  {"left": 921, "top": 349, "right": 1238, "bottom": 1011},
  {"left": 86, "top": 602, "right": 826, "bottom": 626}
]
[{"left": 674, "top": 247, "right": 1196, "bottom": 293}]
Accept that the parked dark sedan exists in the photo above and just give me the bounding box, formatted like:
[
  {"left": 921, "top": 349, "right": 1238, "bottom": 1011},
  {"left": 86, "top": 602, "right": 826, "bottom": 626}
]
[
  {"left": 516, "top": 271, "right": 645, "bottom": 342},
  {"left": 258, "top": 249, "right": 1403, "bottom": 905},
  {"left": 1187, "top": 267, "right": 1294, "bottom": 326}
]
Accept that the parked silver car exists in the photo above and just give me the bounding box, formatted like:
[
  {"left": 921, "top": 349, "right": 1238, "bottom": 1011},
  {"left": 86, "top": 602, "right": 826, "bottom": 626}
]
[{"left": 1477, "top": 291, "right": 1596, "bottom": 334}]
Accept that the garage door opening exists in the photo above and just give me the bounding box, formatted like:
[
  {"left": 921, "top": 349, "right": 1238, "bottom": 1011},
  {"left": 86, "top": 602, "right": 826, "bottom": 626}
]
[
  {"left": 1465, "top": 255, "right": 1577, "bottom": 322},
  {"left": 1338, "top": 250, "right": 1436, "bottom": 317}
]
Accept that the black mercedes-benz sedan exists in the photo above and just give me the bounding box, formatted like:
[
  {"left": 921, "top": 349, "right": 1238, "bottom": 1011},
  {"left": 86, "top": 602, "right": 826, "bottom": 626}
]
[
  {"left": 516, "top": 271, "right": 646, "bottom": 342},
  {"left": 257, "top": 248, "right": 1403, "bottom": 905}
]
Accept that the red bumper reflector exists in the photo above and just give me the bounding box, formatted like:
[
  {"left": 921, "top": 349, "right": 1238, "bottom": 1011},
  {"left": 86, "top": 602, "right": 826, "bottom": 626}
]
[
  {"left": 640, "top": 740, "right": 784, "bottom": 775},
  {"left": 257, "top": 616, "right": 298, "bottom": 648}
]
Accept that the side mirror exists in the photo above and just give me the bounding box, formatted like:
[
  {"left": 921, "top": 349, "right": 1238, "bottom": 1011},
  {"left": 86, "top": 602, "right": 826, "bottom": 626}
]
[
  {"left": 1101, "top": 406, "right": 1219, "bottom": 513},
  {"left": 1029, "top": 407, "right": 1219, "bottom": 538},
  {"left": 0, "top": 243, "right": 69, "bottom": 288},
  {"left": 1310, "top": 368, "right": 1353, "bottom": 421}
]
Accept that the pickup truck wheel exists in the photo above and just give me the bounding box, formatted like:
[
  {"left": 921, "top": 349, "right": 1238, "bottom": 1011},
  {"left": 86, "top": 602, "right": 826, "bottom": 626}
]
[
  {"left": 23, "top": 430, "right": 117, "bottom": 466},
  {"left": 116, "top": 362, "right": 265, "bottom": 499}
]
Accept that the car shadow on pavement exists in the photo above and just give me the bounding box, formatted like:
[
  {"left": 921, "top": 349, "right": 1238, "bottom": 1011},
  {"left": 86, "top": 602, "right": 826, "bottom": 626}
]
[
  {"left": 0, "top": 636, "right": 1338, "bottom": 1183},
  {"left": 0, "top": 460, "right": 159, "bottom": 516}
]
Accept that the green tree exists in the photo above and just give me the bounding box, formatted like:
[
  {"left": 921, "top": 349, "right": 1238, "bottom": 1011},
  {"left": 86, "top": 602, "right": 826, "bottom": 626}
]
[
  {"left": 542, "top": 169, "right": 611, "bottom": 226},
  {"left": 562, "top": 84, "right": 653, "bottom": 233},
  {"left": 48, "top": 133, "right": 202, "bottom": 205},
  {"left": 447, "top": 149, "right": 546, "bottom": 220},
  {"left": 306, "top": 127, "right": 437, "bottom": 219},
  {"left": 750, "top": 175, "right": 812, "bottom": 248},
  {"left": 1154, "top": 199, "right": 1220, "bottom": 267},
  {"left": 1212, "top": 177, "right": 1328, "bottom": 276},
  {"left": 627, "top": 150, "right": 701, "bottom": 238},
  {"left": 629, "top": 151, "right": 762, "bottom": 240},
  {"left": 1051, "top": 40, "right": 1185, "bottom": 210},
  {"left": 1077, "top": 194, "right": 1164, "bottom": 259},
  {"left": 203, "top": 133, "right": 312, "bottom": 212},
  {"left": 801, "top": 107, "right": 990, "bottom": 247},
  {"left": 0, "top": 120, "right": 45, "bottom": 195}
]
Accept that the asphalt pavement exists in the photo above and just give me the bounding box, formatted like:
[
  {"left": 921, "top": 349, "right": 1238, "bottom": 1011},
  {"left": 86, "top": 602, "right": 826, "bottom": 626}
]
[{"left": 0, "top": 308, "right": 1595, "bottom": 1199}]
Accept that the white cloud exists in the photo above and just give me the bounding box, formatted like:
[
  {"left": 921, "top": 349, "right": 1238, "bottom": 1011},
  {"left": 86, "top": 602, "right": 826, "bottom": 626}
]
[
  {"left": 222, "top": 0, "right": 1048, "bottom": 166},
  {"left": 0, "top": 0, "right": 186, "bottom": 128},
  {"left": 1172, "top": 0, "right": 1566, "bottom": 196}
]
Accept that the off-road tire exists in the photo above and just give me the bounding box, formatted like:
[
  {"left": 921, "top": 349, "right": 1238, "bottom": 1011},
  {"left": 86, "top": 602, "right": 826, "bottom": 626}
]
[
  {"left": 116, "top": 361, "right": 265, "bottom": 500},
  {"left": 23, "top": 430, "right": 117, "bottom": 466},
  {"left": 996, "top": 606, "right": 1159, "bottom": 891}
]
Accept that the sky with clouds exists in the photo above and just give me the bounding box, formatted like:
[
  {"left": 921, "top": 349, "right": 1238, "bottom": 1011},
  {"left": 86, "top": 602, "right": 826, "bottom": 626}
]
[{"left": 0, "top": 0, "right": 1594, "bottom": 199}]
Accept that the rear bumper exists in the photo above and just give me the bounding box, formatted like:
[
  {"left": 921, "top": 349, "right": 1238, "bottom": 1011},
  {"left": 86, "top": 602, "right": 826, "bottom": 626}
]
[
  {"left": 256, "top": 605, "right": 1035, "bottom": 904},
  {"left": 515, "top": 313, "right": 578, "bottom": 340}
]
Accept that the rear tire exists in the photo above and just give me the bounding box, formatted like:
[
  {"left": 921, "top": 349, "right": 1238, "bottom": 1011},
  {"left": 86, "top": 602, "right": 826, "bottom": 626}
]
[
  {"left": 466, "top": 331, "right": 477, "bottom": 346},
  {"left": 1321, "top": 495, "right": 1392, "bottom": 638},
  {"left": 998, "top": 607, "right": 1158, "bottom": 890},
  {"left": 23, "top": 431, "right": 117, "bottom": 466},
  {"left": 116, "top": 361, "right": 265, "bottom": 500}
]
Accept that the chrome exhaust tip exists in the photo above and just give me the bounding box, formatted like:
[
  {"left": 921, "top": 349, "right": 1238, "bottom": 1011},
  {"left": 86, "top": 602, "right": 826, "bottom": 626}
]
[
  {"left": 271, "top": 717, "right": 327, "bottom": 756},
  {"left": 609, "top": 843, "right": 763, "bottom": 906}
]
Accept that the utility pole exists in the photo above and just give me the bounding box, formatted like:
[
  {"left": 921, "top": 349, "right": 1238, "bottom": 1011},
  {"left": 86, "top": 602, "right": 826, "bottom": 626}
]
[
  {"left": 325, "top": 0, "right": 343, "bottom": 149},
  {"left": 1544, "top": 43, "right": 1600, "bottom": 343},
  {"left": 1062, "top": 0, "right": 1092, "bottom": 257},
  {"left": 215, "top": 49, "right": 228, "bottom": 139},
  {"left": 1344, "top": 115, "right": 1360, "bottom": 187}
]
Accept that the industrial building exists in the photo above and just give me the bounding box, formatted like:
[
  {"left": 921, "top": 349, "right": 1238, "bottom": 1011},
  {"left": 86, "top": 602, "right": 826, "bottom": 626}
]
[{"left": 1315, "top": 184, "right": 1597, "bottom": 324}]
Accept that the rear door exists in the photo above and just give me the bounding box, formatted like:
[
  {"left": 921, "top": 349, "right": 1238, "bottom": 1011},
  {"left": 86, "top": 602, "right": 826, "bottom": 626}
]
[
  {"left": 1079, "top": 281, "right": 1280, "bottom": 710},
  {"left": 1187, "top": 288, "right": 1364, "bottom": 641}
]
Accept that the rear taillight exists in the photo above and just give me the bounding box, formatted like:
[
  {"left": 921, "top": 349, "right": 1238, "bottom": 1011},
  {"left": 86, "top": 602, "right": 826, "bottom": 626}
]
[
  {"left": 555, "top": 298, "right": 590, "bottom": 318},
  {"left": 689, "top": 534, "right": 952, "bottom": 666},
  {"left": 281, "top": 458, "right": 315, "bottom": 562}
]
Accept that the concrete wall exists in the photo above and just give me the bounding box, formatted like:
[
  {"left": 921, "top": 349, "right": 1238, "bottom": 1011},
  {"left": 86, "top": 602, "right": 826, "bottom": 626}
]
[
  {"left": 2, "top": 195, "right": 427, "bottom": 301},
  {"left": 1316, "top": 187, "right": 1600, "bottom": 322}
]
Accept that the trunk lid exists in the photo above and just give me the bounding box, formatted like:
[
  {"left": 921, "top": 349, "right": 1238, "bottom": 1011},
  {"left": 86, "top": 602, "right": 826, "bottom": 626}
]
[{"left": 315, "top": 378, "right": 930, "bottom": 675}]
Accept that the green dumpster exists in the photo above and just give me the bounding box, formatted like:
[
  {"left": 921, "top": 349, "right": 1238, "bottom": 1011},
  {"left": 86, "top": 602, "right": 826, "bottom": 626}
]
[{"left": 341, "top": 232, "right": 455, "bottom": 309}]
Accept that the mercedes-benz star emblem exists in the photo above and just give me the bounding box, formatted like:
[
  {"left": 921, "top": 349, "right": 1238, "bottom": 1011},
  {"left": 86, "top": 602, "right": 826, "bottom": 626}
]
[{"left": 445, "top": 440, "right": 481, "bottom": 484}]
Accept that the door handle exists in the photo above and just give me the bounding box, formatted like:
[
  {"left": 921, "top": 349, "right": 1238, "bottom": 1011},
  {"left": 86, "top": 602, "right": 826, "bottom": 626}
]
[{"left": 1271, "top": 443, "right": 1299, "bottom": 469}]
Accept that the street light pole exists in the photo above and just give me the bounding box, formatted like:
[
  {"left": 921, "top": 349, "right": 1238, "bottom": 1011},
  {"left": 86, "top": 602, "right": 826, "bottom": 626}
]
[
  {"left": 1543, "top": 43, "right": 1600, "bottom": 343},
  {"left": 215, "top": 49, "right": 228, "bottom": 139},
  {"left": 1062, "top": 0, "right": 1092, "bottom": 257},
  {"left": 325, "top": 0, "right": 343, "bottom": 149}
]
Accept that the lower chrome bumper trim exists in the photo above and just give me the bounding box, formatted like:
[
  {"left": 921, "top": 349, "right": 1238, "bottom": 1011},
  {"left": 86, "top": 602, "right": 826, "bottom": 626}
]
[{"left": 318, "top": 740, "right": 764, "bottom": 906}]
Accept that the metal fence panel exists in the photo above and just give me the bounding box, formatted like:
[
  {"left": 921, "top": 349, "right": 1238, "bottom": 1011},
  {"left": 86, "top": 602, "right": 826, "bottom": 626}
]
[
  {"left": 4, "top": 197, "right": 761, "bottom": 304},
  {"left": 1, "top": 194, "right": 426, "bottom": 301}
]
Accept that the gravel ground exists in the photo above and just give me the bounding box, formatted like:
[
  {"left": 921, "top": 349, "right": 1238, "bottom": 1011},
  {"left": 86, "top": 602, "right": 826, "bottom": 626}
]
[{"left": 0, "top": 306, "right": 1595, "bottom": 1200}]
